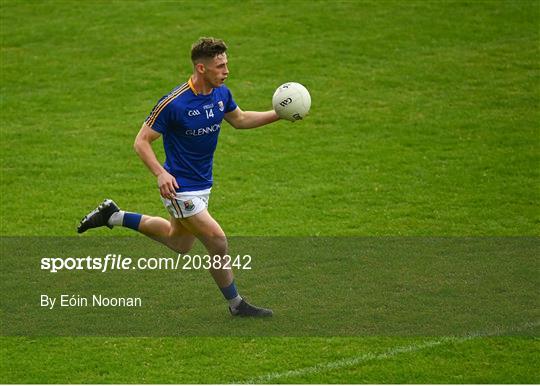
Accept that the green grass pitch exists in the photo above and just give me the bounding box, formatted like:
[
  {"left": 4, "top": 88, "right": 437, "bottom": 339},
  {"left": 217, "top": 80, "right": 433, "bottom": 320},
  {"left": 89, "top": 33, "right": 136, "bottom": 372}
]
[{"left": 1, "top": 0, "right": 539, "bottom": 383}]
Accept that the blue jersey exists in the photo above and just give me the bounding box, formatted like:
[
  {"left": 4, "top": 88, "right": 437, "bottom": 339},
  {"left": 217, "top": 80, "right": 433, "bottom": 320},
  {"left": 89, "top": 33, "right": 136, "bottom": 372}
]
[{"left": 145, "top": 79, "right": 238, "bottom": 192}]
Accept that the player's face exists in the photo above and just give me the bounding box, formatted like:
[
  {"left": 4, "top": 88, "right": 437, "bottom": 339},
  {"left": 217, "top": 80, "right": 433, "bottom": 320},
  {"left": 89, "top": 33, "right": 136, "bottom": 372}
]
[{"left": 203, "top": 53, "right": 229, "bottom": 88}]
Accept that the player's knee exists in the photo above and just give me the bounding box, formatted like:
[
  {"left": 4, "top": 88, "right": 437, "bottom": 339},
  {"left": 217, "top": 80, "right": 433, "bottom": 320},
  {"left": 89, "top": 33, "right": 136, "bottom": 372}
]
[
  {"left": 206, "top": 234, "right": 228, "bottom": 255},
  {"left": 168, "top": 237, "right": 195, "bottom": 254}
]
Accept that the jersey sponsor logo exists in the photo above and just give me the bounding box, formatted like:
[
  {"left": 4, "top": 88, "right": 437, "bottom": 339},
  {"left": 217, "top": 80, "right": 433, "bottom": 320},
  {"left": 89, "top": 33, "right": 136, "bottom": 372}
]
[
  {"left": 218, "top": 101, "right": 224, "bottom": 111},
  {"left": 187, "top": 109, "right": 201, "bottom": 116},
  {"left": 185, "top": 124, "right": 221, "bottom": 136},
  {"left": 203, "top": 103, "right": 214, "bottom": 109}
]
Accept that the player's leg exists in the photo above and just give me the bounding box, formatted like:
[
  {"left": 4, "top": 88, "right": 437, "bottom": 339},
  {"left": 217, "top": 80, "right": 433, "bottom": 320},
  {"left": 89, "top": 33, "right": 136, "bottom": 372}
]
[
  {"left": 175, "top": 208, "right": 232, "bottom": 287},
  {"left": 77, "top": 198, "right": 271, "bottom": 316},
  {"left": 77, "top": 199, "right": 196, "bottom": 254},
  {"left": 177, "top": 209, "right": 272, "bottom": 317},
  {"left": 138, "top": 215, "right": 196, "bottom": 254}
]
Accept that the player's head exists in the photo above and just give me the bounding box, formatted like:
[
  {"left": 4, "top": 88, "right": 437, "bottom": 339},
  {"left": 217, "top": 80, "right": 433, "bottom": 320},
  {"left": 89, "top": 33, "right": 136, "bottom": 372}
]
[
  {"left": 191, "top": 37, "right": 227, "bottom": 64},
  {"left": 191, "top": 37, "right": 229, "bottom": 88}
]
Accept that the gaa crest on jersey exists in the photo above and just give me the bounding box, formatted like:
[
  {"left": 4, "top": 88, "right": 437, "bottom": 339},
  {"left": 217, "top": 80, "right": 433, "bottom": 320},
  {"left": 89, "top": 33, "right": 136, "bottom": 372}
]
[
  {"left": 218, "top": 101, "right": 224, "bottom": 112},
  {"left": 183, "top": 199, "right": 195, "bottom": 211}
]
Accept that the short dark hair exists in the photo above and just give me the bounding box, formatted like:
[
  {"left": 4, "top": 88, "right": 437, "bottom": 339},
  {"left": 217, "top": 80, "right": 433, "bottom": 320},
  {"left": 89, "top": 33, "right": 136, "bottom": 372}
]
[{"left": 191, "top": 37, "right": 227, "bottom": 64}]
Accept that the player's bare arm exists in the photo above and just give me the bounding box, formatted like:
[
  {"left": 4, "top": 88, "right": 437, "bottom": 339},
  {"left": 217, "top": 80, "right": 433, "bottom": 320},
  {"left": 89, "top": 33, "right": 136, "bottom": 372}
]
[
  {"left": 134, "top": 123, "right": 178, "bottom": 199},
  {"left": 224, "top": 106, "right": 280, "bottom": 129}
]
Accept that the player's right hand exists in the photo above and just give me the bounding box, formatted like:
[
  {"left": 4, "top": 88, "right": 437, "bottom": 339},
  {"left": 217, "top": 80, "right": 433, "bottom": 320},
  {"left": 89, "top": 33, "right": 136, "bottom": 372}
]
[{"left": 157, "top": 171, "right": 179, "bottom": 199}]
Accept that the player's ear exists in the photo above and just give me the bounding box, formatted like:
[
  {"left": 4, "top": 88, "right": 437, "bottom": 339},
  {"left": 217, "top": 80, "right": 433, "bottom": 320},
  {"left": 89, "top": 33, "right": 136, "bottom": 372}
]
[{"left": 195, "top": 62, "right": 205, "bottom": 74}]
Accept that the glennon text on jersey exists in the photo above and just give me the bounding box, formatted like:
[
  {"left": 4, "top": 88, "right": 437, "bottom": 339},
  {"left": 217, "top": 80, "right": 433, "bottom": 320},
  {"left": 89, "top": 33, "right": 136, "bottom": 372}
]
[{"left": 185, "top": 123, "right": 221, "bottom": 136}]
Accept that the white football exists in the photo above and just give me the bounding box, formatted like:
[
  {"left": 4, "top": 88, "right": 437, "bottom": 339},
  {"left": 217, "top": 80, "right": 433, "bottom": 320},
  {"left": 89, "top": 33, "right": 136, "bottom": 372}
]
[{"left": 272, "top": 82, "right": 311, "bottom": 121}]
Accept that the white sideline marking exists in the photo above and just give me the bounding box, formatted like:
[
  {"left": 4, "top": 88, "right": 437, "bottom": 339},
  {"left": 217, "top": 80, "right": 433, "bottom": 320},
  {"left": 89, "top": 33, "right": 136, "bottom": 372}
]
[
  {"left": 241, "top": 338, "right": 457, "bottom": 384},
  {"left": 240, "top": 321, "right": 539, "bottom": 384}
]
